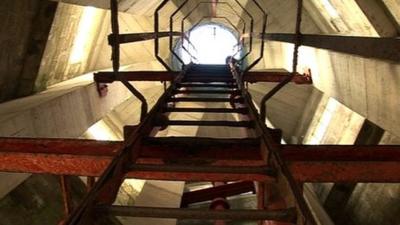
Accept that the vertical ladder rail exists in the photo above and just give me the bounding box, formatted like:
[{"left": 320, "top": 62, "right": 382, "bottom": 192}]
[{"left": 110, "top": 0, "right": 148, "bottom": 122}]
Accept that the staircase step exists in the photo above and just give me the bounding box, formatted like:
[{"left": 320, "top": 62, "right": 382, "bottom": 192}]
[
  {"left": 185, "top": 73, "right": 232, "bottom": 78},
  {"left": 139, "top": 137, "right": 263, "bottom": 166},
  {"left": 177, "top": 83, "right": 238, "bottom": 88},
  {"left": 128, "top": 164, "right": 275, "bottom": 176},
  {"left": 183, "top": 78, "right": 236, "bottom": 83},
  {"left": 173, "top": 89, "right": 240, "bottom": 94},
  {"left": 155, "top": 120, "right": 255, "bottom": 128},
  {"left": 163, "top": 107, "right": 249, "bottom": 114},
  {"left": 95, "top": 206, "right": 296, "bottom": 221},
  {"left": 168, "top": 97, "right": 244, "bottom": 103},
  {"left": 143, "top": 136, "right": 260, "bottom": 147}
]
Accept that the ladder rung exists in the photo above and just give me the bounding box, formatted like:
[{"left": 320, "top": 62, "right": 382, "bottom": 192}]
[
  {"left": 174, "top": 89, "right": 239, "bottom": 94},
  {"left": 128, "top": 164, "right": 275, "bottom": 175},
  {"left": 155, "top": 120, "right": 255, "bottom": 127},
  {"left": 177, "top": 83, "right": 238, "bottom": 88},
  {"left": 95, "top": 206, "right": 296, "bottom": 221},
  {"left": 163, "top": 107, "right": 249, "bottom": 114},
  {"left": 183, "top": 78, "right": 236, "bottom": 83},
  {"left": 185, "top": 73, "right": 232, "bottom": 78},
  {"left": 143, "top": 136, "right": 260, "bottom": 147},
  {"left": 168, "top": 97, "right": 244, "bottom": 103}
]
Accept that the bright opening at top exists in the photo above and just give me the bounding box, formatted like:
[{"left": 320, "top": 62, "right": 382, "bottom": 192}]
[{"left": 181, "top": 24, "right": 240, "bottom": 65}]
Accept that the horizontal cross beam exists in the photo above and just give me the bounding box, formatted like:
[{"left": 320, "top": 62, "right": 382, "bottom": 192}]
[
  {"left": 96, "top": 205, "right": 296, "bottom": 221},
  {"left": 1, "top": 138, "right": 400, "bottom": 182},
  {"left": 282, "top": 145, "right": 400, "bottom": 182},
  {"left": 94, "top": 71, "right": 312, "bottom": 84},
  {"left": 264, "top": 33, "right": 400, "bottom": 62},
  {"left": 108, "top": 32, "right": 181, "bottom": 45},
  {"left": 181, "top": 181, "right": 255, "bottom": 207}
]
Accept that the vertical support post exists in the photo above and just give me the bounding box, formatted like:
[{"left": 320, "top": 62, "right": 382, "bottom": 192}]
[
  {"left": 111, "top": 0, "right": 148, "bottom": 122},
  {"left": 211, "top": 0, "right": 218, "bottom": 18},
  {"left": 155, "top": 0, "right": 173, "bottom": 71},
  {"left": 257, "top": 182, "right": 266, "bottom": 225},
  {"left": 210, "top": 182, "right": 229, "bottom": 225},
  {"left": 87, "top": 177, "right": 95, "bottom": 192},
  {"left": 259, "top": 0, "right": 303, "bottom": 122},
  {"left": 60, "top": 176, "right": 73, "bottom": 217}
]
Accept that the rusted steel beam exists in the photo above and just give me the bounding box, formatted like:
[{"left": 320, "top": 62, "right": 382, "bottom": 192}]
[
  {"left": 96, "top": 206, "right": 297, "bottom": 222},
  {"left": 155, "top": 120, "right": 254, "bottom": 128},
  {"left": 210, "top": 181, "right": 229, "bottom": 225},
  {"left": 244, "top": 71, "right": 312, "bottom": 84},
  {"left": 0, "top": 137, "right": 118, "bottom": 176},
  {"left": 94, "top": 71, "right": 179, "bottom": 83},
  {"left": 94, "top": 71, "right": 312, "bottom": 84},
  {"left": 139, "top": 137, "right": 264, "bottom": 166},
  {"left": 264, "top": 33, "right": 400, "bottom": 62},
  {"left": 181, "top": 181, "right": 255, "bottom": 207},
  {"left": 2, "top": 138, "right": 400, "bottom": 182},
  {"left": 282, "top": 145, "right": 400, "bottom": 182},
  {"left": 262, "top": 183, "right": 296, "bottom": 225},
  {"left": 211, "top": 0, "right": 218, "bottom": 17},
  {"left": 163, "top": 107, "right": 249, "bottom": 114},
  {"left": 287, "top": 162, "right": 400, "bottom": 183},
  {"left": 0, "top": 137, "right": 121, "bottom": 155},
  {"left": 128, "top": 171, "right": 272, "bottom": 182},
  {"left": 281, "top": 145, "right": 400, "bottom": 161},
  {"left": 87, "top": 177, "right": 95, "bottom": 192},
  {"left": 108, "top": 32, "right": 181, "bottom": 45},
  {"left": 60, "top": 175, "right": 73, "bottom": 217},
  {"left": 167, "top": 97, "right": 243, "bottom": 103},
  {"left": 127, "top": 164, "right": 276, "bottom": 176}
]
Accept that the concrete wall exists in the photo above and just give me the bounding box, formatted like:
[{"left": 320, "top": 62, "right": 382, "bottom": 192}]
[
  {"left": 0, "top": 0, "right": 57, "bottom": 102},
  {"left": 0, "top": 175, "right": 87, "bottom": 225},
  {"left": 291, "top": 45, "right": 400, "bottom": 140},
  {"left": 36, "top": 3, "right": 169, "bottom": 92},
  {"left": 249, "top": 82, "right": 314, "bottom": 142}
]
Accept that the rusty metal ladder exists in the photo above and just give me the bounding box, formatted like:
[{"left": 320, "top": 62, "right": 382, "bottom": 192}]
[
  {"left": 65, "top": 61, "right": 315, "bottom": 225},
  {"left": 64, "top": 0, "right": 317, "bottom": 224}
]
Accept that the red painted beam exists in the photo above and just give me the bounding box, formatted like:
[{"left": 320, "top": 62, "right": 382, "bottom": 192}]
[
  {"left": 181, "top": 181, "right": 255, "bottom": 206},
  {"left": 0, "top": 138, "right": 271, "bottom": 181},
  {"left": 94, "top": 71, "right": 312, "bottom": 84},
  {"left": 108, "top": 31, "right": 181, "bottom": 45},
  {"left": 138, "top": 144, "right": 265, "bottom": 166},
  {"left": 244, "top": 72, "right": 312, "bottom": 84},
  {"left": 0, "top": 138, "right": 118, "bottom": 176},
  {"left": 129, "top": 171, "right": 271, "bottom": 182},
  {"left": 94, "top": 71, "right": 179, "bottom": 83},
  {"left": 281, "top": 145, "right": 400, "bottom": 161},
  {"left": 282, "top": 145, "right": 400, "bottom": 182},
  {"left": 211, "top": 0, "right": 218, "bottom": 17},
  {"left": 1, "top": 138, "right": 400, "bottom": 182}
]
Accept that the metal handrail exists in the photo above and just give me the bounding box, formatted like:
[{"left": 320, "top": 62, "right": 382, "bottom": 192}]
[
  {"left": 243, "top": 0, "right": 268, "bottom": 73},
  {"left": 259, "top": 0, "right": 303, "bottom": 122},
  {"left": 233, "top": 0, "right": 254, "bottom": 63},
  {"left": 110, "top": 0, "right": 148, "bottom": 122},
  {"left": 155, "top": 0, "right": 173, "bottom": 71},
  {"left": 169, "top": 0, "right": 189, "bottom": 68}
]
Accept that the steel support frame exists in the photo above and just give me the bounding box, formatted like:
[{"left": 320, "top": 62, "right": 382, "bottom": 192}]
[
  {"left": 1, "top": 138, "right": 400, "bottom": 182},
  {"left": 264, "top": 33, "right": 400, "bottom": 62},
  {"left": 181, "top": 181, "right": 255, "bottom": 207},
  {"left": 94, "top": 71, "right": 312, "bottom": 84},
  {"left": 108, "top": 32, "right": 181, "bottom": 45}
]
